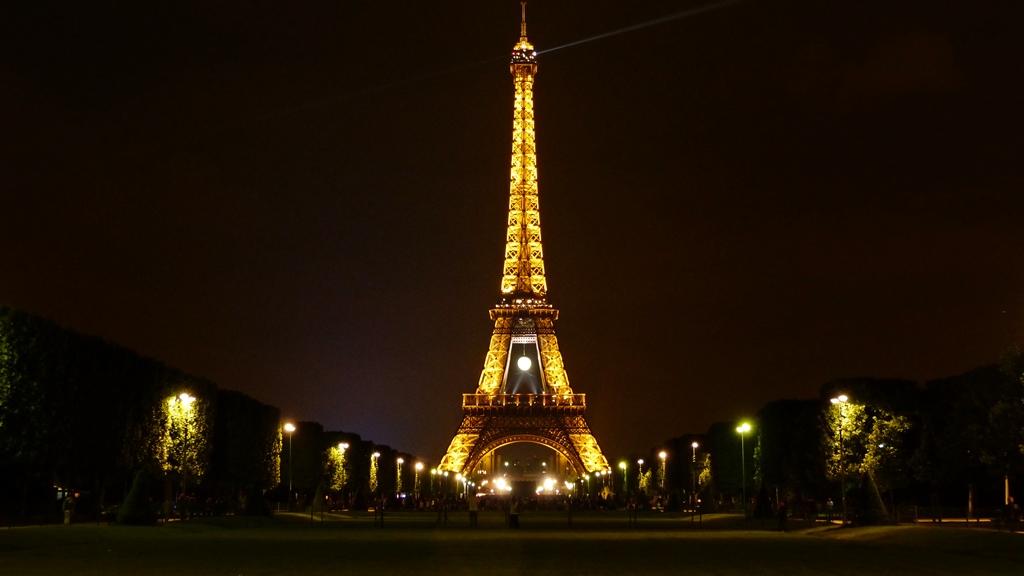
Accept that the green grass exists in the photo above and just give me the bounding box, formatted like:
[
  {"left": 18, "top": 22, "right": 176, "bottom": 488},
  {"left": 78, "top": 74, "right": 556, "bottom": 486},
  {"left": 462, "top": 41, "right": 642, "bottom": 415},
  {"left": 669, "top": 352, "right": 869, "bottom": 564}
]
[{"left": 2, "top": 511, "right": 1021, "bottom": 575}]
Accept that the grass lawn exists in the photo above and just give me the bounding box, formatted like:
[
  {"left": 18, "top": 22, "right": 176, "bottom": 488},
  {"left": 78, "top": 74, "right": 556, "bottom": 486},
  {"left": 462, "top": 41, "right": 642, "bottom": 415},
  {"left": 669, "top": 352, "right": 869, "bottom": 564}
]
[{"left": 1, "top": 511, "right": 1021, "bottom": 575}]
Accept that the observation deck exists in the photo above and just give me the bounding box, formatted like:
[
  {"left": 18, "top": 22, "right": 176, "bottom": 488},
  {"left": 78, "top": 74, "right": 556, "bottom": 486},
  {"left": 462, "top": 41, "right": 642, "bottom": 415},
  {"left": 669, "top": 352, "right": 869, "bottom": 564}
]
[{"left": 462, "top": 393, "right": 585, "bottom": 414}]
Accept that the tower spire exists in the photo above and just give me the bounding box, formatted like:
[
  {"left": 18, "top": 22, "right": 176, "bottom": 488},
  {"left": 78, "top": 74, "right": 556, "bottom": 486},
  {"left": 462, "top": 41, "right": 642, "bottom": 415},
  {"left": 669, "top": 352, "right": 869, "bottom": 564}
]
[
  {"left": 504, "top": 1, "right": 544, "bottom": 297},
  {"left": 520, "top": 1, "right": 528, "bottom": 41}
]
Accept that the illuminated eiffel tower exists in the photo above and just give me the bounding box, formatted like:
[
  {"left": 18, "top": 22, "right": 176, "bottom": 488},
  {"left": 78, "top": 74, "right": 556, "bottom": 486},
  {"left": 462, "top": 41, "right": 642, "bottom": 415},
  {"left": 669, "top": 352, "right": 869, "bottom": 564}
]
[{"left": 438, "top": 3, "right": 610, "bottom": 477}]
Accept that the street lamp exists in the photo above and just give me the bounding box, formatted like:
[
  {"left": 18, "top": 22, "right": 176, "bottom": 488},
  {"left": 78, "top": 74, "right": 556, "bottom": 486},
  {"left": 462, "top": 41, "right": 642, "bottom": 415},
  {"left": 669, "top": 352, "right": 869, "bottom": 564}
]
[
  {"left": 637, "top": 459, "right": 644, "bottom": 494},
  {"left": 284, "top": 422, "right": 295, "bottom": 509},
  {"left": 430, "top": 469, "right": 436, "bottom": 497},
  {"left": 831, "top": 394, "right": 849, "bottom": 525},
  {"left": 619, "top": 461, "right": 627, "bottom": 494},
  {"left": 177, "top": 393, "right": 196, "bottom": 497},
  {"left": 337, "top": 443, "right": 349, "bottom": 508},
  {"left": 659, "top": 451, "right": 667, "bottom": 491},
  {"left": 691, "top": 442, "right": 699, "bottom": 509},
  {"left": 736, "top": 422, "right": 751, "bottom": 517}
]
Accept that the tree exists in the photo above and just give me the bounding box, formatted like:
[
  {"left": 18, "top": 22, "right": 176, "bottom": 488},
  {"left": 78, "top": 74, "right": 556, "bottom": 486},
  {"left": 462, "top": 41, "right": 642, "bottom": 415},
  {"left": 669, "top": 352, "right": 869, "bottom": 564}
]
[
  {"left": 326, "top": 444, "right": 348, "bottom": 492},
  {"left": 821, "top": 378, "right": 920, "bottom": 522},
  {"left": 209, "top": 390, "right": 281, "bottom": 504},
  {"left": 914, "top": 363, "right": 1023, "bottom": 510},
  {"left": 863, "top": 413, "right": 913, "bottom": 498},
  {"left": 754, "top": 399, "right": 826, "bottom": 503},
  {"left": 116, "top": 470, "right": 157, "bottom": 526},
  {"left": 823, "top": 400, "right": 868, "bottom": 485}
]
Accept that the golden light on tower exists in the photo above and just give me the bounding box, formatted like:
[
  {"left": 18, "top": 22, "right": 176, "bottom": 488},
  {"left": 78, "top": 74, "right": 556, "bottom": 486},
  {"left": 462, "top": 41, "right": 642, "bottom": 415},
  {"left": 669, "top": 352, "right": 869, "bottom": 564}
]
[
  {"left": 502, "top": 0, "right": 545, "bottom": 297},
  {"left": 437, "top": 2, "right": 610, "bottom": 478}
]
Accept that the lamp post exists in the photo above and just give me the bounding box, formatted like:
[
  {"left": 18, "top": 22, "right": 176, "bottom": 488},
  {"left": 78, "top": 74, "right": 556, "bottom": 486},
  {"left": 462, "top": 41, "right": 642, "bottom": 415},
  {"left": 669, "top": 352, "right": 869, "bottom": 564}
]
[
  {"left": 691, "top": 442, "right": 699, "bottom": 510},
  {"left": 619, "top": 461, "right": 627, "bottom": 494},
  {"left": 637, "top": 459, "right": 644, "bottom": 495},
  {"left": 337, "top": 443, "right": 348, "bottom": 508},
  {"left": 284, "top": 422, "right": 295, "bottom": 509},
  {"left": 177, "top": 393, "right": 196, "bottom": 497},
  {"left": 736, "top": 422, "right": 751, "bottom": 517},
  {"left": 830, "top": 394, "right": 849, "bottom": 525},
  {"left": 658, "top": 451, "right": 667, "bottom": 492},
  {"left": 430, "top": 469, "right": 436, "bottom": 498}
]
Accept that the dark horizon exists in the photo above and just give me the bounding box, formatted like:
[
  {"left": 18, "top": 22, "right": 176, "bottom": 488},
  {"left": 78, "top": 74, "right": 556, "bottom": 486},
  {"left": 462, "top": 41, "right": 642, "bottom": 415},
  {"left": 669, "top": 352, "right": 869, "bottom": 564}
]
[{"left": 2, "top": 0, "right": 1022, "bottom": 459}]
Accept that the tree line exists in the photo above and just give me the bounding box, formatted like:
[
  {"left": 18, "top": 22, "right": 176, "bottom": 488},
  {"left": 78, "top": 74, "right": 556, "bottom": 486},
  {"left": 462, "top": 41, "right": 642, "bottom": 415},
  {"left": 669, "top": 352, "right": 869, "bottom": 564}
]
[
  {"left": 0, "top": 305, "right": 416, "bottom": 524},
  {"left": 4, "top": 303, "right": 1021, "bottom": 525},
  {"left": 652, "top": 354, "right": 1024, "bottom": 522}
]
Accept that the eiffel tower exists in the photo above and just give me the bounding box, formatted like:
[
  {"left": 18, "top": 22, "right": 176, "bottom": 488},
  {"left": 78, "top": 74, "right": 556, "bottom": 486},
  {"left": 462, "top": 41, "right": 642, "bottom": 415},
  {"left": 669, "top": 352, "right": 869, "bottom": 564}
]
[{"left": 437, "top": 3, "right": 610, "bottom": 478}]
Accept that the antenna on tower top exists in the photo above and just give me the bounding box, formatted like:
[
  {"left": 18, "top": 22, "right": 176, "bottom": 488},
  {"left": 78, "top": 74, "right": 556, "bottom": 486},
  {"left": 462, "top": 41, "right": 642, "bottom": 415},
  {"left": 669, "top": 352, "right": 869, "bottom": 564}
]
[{"left": 520, "top": 2, "right": 528, "bottom": 39}]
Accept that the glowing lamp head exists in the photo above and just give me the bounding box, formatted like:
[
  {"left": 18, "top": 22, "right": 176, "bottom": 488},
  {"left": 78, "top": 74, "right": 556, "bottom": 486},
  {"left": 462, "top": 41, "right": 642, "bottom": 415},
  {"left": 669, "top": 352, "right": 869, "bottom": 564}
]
[
  {"left": 284, "top": 423, "right": 296, "bottom": 433},
  {"left": 517, "top": 355, "right": 532, "bottom": 371},
  {"left": 692, "top": 442, "right": 699, "bottom": 448},
  {"left": 659, "top": 451, "right": 667, "bottom": 460},
  {"left": 736, "top": 423, "right": 751, "bottom": 434}
]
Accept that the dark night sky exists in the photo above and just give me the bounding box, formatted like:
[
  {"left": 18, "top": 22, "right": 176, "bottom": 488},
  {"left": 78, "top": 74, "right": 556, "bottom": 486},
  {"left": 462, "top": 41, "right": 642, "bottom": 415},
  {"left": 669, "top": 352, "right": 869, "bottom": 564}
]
[{"left": 2, "top": 1, "right": 1022, "bottom": 460}]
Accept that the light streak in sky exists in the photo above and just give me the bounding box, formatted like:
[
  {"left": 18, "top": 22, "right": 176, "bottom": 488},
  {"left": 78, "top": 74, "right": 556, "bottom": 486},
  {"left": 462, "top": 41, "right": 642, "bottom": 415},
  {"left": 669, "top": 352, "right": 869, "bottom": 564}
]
[
  {"left": 374, "top": 0, "right": 748, "bottom": 93},
  {"left": 538, "top": 0, "right": 747, "bottom": 55},
  {"left": 99, "top": 0, "right": 749, "bottom": 155}
]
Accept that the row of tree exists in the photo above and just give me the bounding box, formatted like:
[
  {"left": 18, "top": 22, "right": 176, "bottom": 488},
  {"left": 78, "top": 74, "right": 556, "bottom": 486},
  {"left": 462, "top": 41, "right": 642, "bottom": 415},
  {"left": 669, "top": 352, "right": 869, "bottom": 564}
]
[
  {"left": 5, "top": 303, "right": 1021, "bottom": 524},
  {"left": 0, "top": 305, "right": 417, "bottom": 524},
  {"left": 650, "top": 353, "right": 1024, "bottom": 522}
]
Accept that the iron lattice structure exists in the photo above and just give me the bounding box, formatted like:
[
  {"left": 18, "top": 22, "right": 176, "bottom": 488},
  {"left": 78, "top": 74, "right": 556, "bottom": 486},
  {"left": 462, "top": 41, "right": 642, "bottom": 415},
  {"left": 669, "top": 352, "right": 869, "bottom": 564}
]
[{"left": 438, "top": 4, "right": 610, "bottom": 476}]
